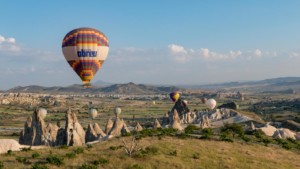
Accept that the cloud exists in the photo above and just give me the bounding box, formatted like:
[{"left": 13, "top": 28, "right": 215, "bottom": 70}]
[
  {"left": 168, "top": 44, "right": 191, "bottom": 63},
  {"left": 254, "top": 49, "right": 262, "bottom": 57},
  {"left": 0, "top": 35, "right": 21, "bottom": 52}
]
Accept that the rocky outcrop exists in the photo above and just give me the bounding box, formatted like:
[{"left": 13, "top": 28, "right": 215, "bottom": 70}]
[
  {"left": 209, "top": 108, "right": 239, "bottom": 121},
  {"left": 105, "top": 118, "right": 113, "bottom": 135},
  {"left": 199, "top": 115, "right": 210, "bottom": 129},
  {"left": 153, "top": 119, "right": 161, "bottom": 129},
  {"left": 65, "top": 108, "right": 85, "bottom": 146},
  {"left": 109, "top": 118, "right": 124, "bottom": 136},
  {"left": 85, "top": 123, "right": 98, "bottom": 143},
  {"left": 171, "top": 110, "right": 183, "bottom": 131},
  {"left": 135, "top": 122, "right": 143, "bottom": 131},
  {"left": 45, "top": 123, "right": 59, "bottom": 146},
  {"left": 19, "top": 108, "right": 48, "bottom": 146},
  {"left": 256, "top": 123, "right": 277, "bottom": 137},
  {"left": 272, "top": 128, "right": 297, "bottom": 140}
]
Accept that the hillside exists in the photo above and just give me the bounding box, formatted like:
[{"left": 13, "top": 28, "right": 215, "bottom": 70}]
[
  {"left": 0, "top": 137, "right": 299, "bottom": 169},
  {"left": 5, "top": 83, "right": 181, "bottom": 95}
]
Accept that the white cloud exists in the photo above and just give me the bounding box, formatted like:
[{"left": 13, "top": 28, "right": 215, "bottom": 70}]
[
  {"left": 0, "top": 35, "right": 21, "bottom": 53},
  {"left": 168, "top": 44, "right": 187, "bottom": 54},
  {"left": 254, "top": 49, "right": 262, "bottom": 57},
  {"left": 168, "top": 44, "right": 190, "bottom": 63}
]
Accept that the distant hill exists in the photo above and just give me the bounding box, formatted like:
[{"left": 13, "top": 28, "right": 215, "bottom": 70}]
[
  {"left": 92, "top": 80, "right": 113, "bottom": 87},
  {"left": 185, "top": 77, "right": 300, "bottom": 92},
  {"left": 6, "top": 82, "right": 181, "bottom": 95}
]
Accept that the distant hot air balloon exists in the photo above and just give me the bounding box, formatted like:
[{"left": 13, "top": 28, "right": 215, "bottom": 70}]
[
  {"left": 62, "top": 27, "right": 109, "bottom": 87},
  {"left": 201, "top": 98, "right": 207, "bottom": 104},
  {"left": 89, "top": 108, "right": 98, "bottom": 119},
  {"left": 38, "top": 108, "right": 47, "bottom": 119},
  {"left": 169, "top": 91, "right": 180, "bottom": 102},
  {"left": 114, "top": 107, "right": 122, "bottom": 117},
  {"left": 206, "top": 99, "right": 217, "bottom": 110}
]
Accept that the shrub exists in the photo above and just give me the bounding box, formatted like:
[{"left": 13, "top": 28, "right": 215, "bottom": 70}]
[
  {"left": 184, "top": 125, "right": 200, "bottom": 134},
  {"left": 192, "top": 153, "right": 200, "bottom": 159},
  {"left": 6, "top": 150, "right": 13, "bottom": 156},
  {"left": 262, "top": 138, "right": 272, "bottom": 146},
  {"left": 74, "top": 147, "right": 84, "bottom": 154},
  {"left": 168, "top": 150, "right": 177, "bottom": 156},
  {"left": 46, "top": 155, "right": 64, "bottom": 166},
  {"left": 16, "top": 156, "right": 30, "bottom": 164},
  {"left": 200, "top": 128, "right": 213, "bottom": 139},
  {"left": 32, "top": 152, "right": 40, "bottom": 159},
  {"left": 92, "top": 157, "right": 109, "bottom": 165},
  {"left": 0, "top": 161, "right": 3, "bottom": 169},
  {"left": 87, "top": 144, "right": 93, "bottom": 149},
  {"left": 58, "top": 145, "right": 69, "bottom": 149},
  {"left": 219, "top": 132, "right": 234, "bottom": 142},
  {"left": 135, "top": 146, "right": 159, "bottom": 158},
  {"left": 241, "top": 135, "right": 251, "bottom": 142},
  {"left": 126, "top": 164, "right": 143, "bottom": 169},
  {"left": 275, "top": 138, "right": 292, "bottom": 150},
  {"left": 109, "top": 145, "right": 123, "bottom": 150},
  {"left": 21, "top": 147, "right": 32, "bottom": 152},
  {"left": 221, "top": 123, "right": 244, "bottom": 138},
  {"left": 65, "top": 152, "right": 76, "bottom": 159},
  {"left": 31, "top": 163, "right": 48, "bottom": 169},
  {"left": 79, "top": 163, "right": 97, "bottom": 169}
]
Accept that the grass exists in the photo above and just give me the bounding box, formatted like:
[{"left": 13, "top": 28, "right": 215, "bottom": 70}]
[{"left": 0, "top": 136, "right": 299, "bottom": 169}]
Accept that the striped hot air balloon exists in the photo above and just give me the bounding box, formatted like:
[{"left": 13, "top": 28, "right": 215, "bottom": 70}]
[
  {"left": 169, "top": 91, "right": 180, "bottom": 102},
  {"left": 62, "top": 27, "right": 109, "bottom": 87}
]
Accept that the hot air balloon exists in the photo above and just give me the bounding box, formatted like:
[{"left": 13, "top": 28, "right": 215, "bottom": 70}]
[
  {"left": 38, "top": 108, "right": 47, "bottom": 119},
  {"left": 89, "top": 108, "right": 98, "bottom": 119},
  {"left": 62, "top": 27, "right": 109, "bottom": 87},
  {"left": 114, "top": 107, "right": 122, "bottom": 117},
  {"left": 206, "top": 99, "right": 217, "bottom": 110},
  {"left": 169, "top": 91, "right": 180, "bottom": 102}
]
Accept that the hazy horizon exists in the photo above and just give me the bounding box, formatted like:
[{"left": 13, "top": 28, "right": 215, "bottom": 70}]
[{"left": 1, "top": 1, "right": 300, "bottom": 90}]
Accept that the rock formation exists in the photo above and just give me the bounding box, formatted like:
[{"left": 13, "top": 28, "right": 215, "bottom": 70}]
[
  {"left": 65, "top": 108, "right": 85, "bottom": 146},
  {"left": 199, "top": 115, "right": 211, "bottom": 129},
  {"left": 256, "top": 123, "right": 277, "bottom": 137},
  {"left": 153, "top": 119, "right": 161, "bottom": 129},
  {"left": 105, "top": 118, "right": 113, "bottom": 134},
  {"left": 85, "top": 123, "right": 98, "bottom": 143},
  {"left": 170, "top": 110, "right": 183, "bottom": 131},
  {"left": 135, "top": 122, "right": 143, "bottom": 131}
]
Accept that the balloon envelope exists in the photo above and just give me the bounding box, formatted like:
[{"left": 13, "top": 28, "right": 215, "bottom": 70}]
[
  {"left": 89, "top": 108, "right": 98, "bottom": 119},
  {"left": 169, "top": 91, "right": 180, "bottom": 102},
  {"left": 39, "top": 108, "right": 47, "bottom": 119},
  {"left": 114, "top": 107, "right": 122, "bottom": 116},
  {"left": 62, "top": 27, "right": 109, "bottom": 86},
  {"left": 206, "top": 99, "right": 217, "bottom": 110}
]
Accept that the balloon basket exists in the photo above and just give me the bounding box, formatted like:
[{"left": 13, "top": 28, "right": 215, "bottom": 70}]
[{"left": 83, "top": 83, "right": 92, "bottom": 88}]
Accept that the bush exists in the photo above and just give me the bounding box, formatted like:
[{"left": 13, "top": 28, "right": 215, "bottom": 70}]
[
  {"left": 58, "top": 145, "right": 69, "bottom": 149},
  {"left": 31, "top": 163, "right": 48, "bottom": 169},
  {"left": 21, "top": 147, "right": 32, "bottom": 152},
  {"left": 46, "top": 155, "right": 64, "bottom": 166},
  {"left": 184, "top": 125, "right": 200, "bottom": 134},
  {"left": 192, "top": 153, "right": 200, "bottom": 159},
  {"left": 126, "top": 164, "right": 143, "bottom": 169},
  {"left": 275, "top": 138, "right": 292, "bottom": 150},
  {"left": 65, "top": 152, "right": 76, "bottom": 159},
  {"left": 262, "top": 138, "right": 272, "bottom": 146},
  {"left": 74, "top": 147, "right": 84, "bottom": 154},
  {"left": 32, "top": 152, "right": 40, "bottom": 159},
  {"left": 200, "top": 128, "right": 213, "bottom": 139},
  {"left": 79, "top": 163, "right": 97, "bottom": 169},
  {"left": 135, "top": 146, "right": 159, "bottom": 158},
  {"left": 16, "top": 156, "right": 30, "bottom": 164},
  {"left": 168, "top": 150, "right": 177, "bottom": 156},
  {"left": 221, "top": 123, "right": 244, "bottom": 138},
  {"left": 219, "top": 132, "right": 234, "bottom": 142},
  {"left": 6, "top": 150, "right": 13, "bottom": 156},
  {"left": 0, "top": 161, "right": 3, "bottom": 169},
  {"left": 109, "top": 145, "right": 123, "bottom": 150},
  {"left": 241, "top": 135, "right": 251, "bottom": 142},
  {"left": 92, "top": 157, "right": 109, "bottom": 165},
  {"left": 87, "top": 144, "right": 93, "bottom": 149}
]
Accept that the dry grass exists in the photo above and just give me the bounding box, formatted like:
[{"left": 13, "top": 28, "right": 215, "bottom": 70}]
[{"left": 0, "top": 136, "right": 299, "bottom": 169}]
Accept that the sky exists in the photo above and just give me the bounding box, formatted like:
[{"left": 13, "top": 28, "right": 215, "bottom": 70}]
[{"left": 1, "top": 1, "right": 300, "bottom": 89}]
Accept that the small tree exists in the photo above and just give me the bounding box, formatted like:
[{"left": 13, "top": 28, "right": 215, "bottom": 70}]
[{"left": 121, "top": 136, "right": 141, "bottom": 157}]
